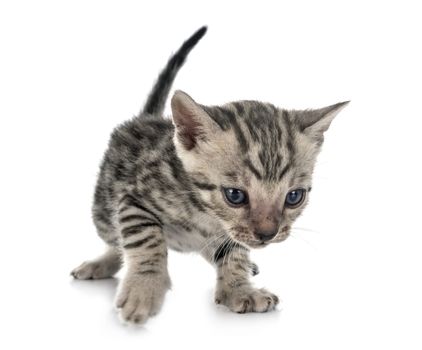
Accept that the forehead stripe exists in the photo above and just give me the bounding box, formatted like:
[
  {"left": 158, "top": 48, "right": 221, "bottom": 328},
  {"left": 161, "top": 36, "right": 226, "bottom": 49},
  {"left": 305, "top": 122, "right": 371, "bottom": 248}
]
[
  {"left": 243, "top": 158, "right": 263, "bottom": 180},
  {"left": 221, "top": 107, "right": 249, "bottom": 153}
]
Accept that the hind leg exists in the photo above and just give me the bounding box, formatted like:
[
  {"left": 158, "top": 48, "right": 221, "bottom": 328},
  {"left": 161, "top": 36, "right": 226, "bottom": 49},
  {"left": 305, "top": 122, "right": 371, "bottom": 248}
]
[
  {"left": 72, "top": 204, "right": 122, "bottom": 279},
  {"left": 71, "top": 246, "right": 122, "bottom": 280},
  {"left": 72, "top": 174, "right": 123, "bottom": 279},
  {"left": 71, "top": 222, "right": 122, "bottom": 280}
]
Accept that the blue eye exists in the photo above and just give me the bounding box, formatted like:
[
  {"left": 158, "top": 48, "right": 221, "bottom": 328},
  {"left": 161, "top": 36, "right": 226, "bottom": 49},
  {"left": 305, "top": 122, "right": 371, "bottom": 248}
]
[
  {"left": 285, "top": 189, "right": 306, "bottom": 208},
  {"left": 223, "top": 188, "right": 248, "bottom": 206}
]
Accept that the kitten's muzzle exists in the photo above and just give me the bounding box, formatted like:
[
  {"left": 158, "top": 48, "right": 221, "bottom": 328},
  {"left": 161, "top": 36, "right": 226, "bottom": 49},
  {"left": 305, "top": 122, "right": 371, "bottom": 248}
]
[{"left": 254, "top": 229, "right": 277, "bottom": 242}]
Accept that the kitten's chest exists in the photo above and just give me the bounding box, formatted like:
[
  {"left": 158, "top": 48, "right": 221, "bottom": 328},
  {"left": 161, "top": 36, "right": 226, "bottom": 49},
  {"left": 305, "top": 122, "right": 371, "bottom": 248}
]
[{"left": 162, "top": 213, "right": 223, "bottom": 252}]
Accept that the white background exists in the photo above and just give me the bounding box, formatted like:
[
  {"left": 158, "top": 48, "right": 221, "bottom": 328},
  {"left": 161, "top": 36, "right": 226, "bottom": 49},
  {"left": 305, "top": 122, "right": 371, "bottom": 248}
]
[{"left": 1, "top": 0, "right": 421, "bottom": 349}]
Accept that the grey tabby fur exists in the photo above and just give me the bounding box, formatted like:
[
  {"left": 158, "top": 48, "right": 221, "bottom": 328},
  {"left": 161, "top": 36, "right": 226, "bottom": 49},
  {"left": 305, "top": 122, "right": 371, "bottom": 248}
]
[{"left": 71, "top": 26, "right": 348, "bottom": 325}]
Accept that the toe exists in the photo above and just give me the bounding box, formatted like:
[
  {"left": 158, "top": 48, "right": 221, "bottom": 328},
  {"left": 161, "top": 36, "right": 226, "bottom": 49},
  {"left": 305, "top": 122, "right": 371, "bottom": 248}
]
[
  {"left": 71, "top": 262, "right": 94, "bottom": 280},
  {"left": 132, "top": 313, "right": 147, "bottom": 325},
  {"left": 232, "top": 296, "right": 252, "bottom": 313},
  {"left": 119, "top": 297, "right": 139, "bottom": 322},
  {"left": 115, "top": 290, "right": 129, "bottom": 309}
]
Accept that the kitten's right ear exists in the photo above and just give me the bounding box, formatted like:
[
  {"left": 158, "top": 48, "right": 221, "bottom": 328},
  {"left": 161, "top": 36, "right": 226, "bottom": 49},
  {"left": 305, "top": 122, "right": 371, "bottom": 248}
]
[
  {"left": 296, "top": 101, "right": 350, "bottom": 143},
  {"left": 171, "top": 90, "right": 217, "bottom": 150}
]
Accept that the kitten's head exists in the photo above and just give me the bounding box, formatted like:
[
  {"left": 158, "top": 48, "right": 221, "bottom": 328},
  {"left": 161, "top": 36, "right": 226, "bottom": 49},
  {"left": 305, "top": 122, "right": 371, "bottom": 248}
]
[{"left": 171, "top": 90, "right": 348, "bottom": 249}]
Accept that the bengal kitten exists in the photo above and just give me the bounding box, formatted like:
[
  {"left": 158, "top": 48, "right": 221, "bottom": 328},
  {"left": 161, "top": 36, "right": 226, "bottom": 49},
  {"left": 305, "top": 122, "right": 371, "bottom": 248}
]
[{"left": 71, "top": 26, "right": 348, "bottom": 325}]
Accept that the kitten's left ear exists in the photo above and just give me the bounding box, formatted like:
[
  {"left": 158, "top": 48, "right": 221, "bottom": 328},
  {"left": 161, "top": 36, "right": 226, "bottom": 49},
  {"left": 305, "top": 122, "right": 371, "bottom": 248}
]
[
  {"left": 296, "top": 101, "right": 350, "bottom": 142},
  {"left": 171, "top": 90, "right": 219, "bottom": 151}
]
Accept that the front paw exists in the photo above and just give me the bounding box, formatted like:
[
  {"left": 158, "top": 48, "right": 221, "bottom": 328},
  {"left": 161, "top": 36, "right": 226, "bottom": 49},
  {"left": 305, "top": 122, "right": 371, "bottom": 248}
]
[
  {"left": 215, "top": 286, "right": 279, "bottom": 313},
  {"left": 115, "top": 273, "right": 170, "bottom": 325}
]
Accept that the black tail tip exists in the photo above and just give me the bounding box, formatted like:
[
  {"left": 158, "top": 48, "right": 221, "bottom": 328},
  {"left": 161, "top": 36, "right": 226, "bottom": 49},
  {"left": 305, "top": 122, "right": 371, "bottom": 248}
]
[
  {"left": 193, "top": 25, "right": 208, "bottom": 41},
  {"left": 182, "top": 26, "right": 208, "bottom": 50},
  {"left": 198, "top": 25, "right": 208, "bottom": 34}
]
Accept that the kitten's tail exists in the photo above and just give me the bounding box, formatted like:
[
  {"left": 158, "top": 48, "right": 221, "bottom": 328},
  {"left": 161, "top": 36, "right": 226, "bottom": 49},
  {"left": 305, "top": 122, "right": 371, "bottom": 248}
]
[{"left": 141, "top": 26, "right": 207, "bottom": 117}]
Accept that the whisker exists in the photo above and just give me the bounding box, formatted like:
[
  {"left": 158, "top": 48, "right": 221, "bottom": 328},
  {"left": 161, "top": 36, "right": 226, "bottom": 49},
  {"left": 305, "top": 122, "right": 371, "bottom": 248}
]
[
  {"left": 293, "top": 226, "right": 321, "bottom": 234},
  {"left": 199, "top": 232, "right": 227, "bottom": 254},
  {"left": 289, "top": 232, "right": 317, "bottom": 250},
  {"left": 221, "top": 236, "right": 231, "bottom": 271}
]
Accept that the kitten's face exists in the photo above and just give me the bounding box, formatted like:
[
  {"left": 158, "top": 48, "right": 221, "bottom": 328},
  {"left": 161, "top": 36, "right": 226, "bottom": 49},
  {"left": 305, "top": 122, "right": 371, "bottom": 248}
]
[{"left": 171, "top": 91, "right": 348, "bottom": 249}]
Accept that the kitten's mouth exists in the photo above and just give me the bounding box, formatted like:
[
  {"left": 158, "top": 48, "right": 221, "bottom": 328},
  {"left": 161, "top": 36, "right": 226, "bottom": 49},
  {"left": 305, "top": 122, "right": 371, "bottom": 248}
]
[
  {"left": 227, "top": 235, "right": 266, "bottom": 250},
  {"left": 250, "top": 241, "right": 269, "bottom": 249},
  {"left": 235, "top": 239, "right": 270, "bottom": 249},
  {"left": 231, "top": 226, "right": 291, "bottom": 249}
]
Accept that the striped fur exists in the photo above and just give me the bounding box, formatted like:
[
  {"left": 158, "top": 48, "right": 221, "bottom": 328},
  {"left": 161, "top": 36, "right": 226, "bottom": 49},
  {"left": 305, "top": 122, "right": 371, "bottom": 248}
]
[{"left": 71, "top": 26, "right": 348, "bottom": 325}]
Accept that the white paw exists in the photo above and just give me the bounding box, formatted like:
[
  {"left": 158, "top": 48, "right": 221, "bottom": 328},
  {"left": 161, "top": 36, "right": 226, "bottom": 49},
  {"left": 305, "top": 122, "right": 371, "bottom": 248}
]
[
  {"left": 115, "top": 273, "right": 170, "bottom": 325},
  {"left": 215, "top": 287, "right": 279, "bottom": 313},
  {"left": 71, "top": 260, "right": 118, "bottom": 280}
]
